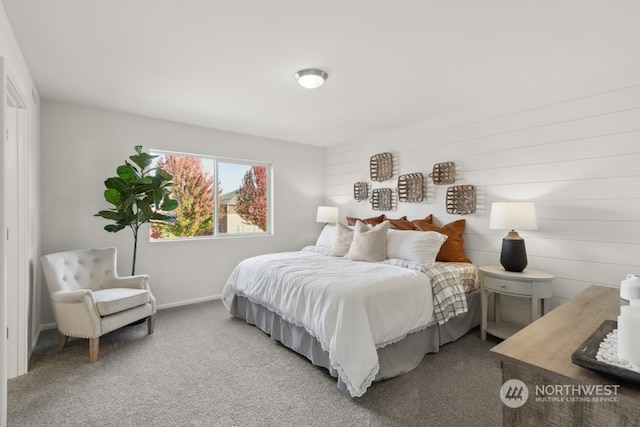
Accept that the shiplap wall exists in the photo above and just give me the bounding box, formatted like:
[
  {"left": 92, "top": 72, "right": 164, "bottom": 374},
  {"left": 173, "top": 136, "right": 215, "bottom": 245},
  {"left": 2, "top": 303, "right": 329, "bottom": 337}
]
[{"left": 324, "top": 85, "right": 640, "bottom": 315}]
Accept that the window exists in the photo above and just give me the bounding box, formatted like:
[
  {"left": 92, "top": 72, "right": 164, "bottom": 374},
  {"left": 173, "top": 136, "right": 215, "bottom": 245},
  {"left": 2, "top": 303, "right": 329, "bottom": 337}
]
[{"left": 150, "top": 150, "right": 271, "bottom": 240}]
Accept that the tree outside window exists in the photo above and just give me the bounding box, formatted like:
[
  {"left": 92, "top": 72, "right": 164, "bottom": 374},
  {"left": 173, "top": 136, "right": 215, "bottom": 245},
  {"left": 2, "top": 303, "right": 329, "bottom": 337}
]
[
  {"left": 220, "top": 164, "right": 267, "bottom": 233},
  {"left": 150, "top": 151, "right": 270, "bottom": 240}
]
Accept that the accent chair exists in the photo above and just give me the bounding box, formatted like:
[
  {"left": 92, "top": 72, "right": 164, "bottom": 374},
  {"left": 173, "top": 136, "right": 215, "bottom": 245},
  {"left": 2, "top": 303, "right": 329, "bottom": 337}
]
[{"left": 41, "top": 247, "right": 156, "bottom": 362}]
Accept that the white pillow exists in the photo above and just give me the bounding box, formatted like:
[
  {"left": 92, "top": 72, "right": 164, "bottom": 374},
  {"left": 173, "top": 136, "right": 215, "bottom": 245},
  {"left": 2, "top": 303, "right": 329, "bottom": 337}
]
[
  {"left": 346, "top": 220, "right": 390, "bottom": 262},
  {"left": 329, "top": 223, "right": 354, "bottom": 256},
  {"left": 315, "top": 224, "right": 336, "bottom": 250},
  {"left": 386, "top": 229, "right": 447, "bottom": 265}
]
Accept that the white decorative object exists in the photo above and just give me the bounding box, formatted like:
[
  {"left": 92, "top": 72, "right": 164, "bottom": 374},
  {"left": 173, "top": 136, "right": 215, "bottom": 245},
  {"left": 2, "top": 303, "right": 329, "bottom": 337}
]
[
  {"left": 596, "top": 329, "right": 640, "bottom": 373},
  {"left": 617, "top": 301, "right": 640, "bottom": 364},
  {"left": 621, "top": 274, "right": 640, "bottom": 301}
]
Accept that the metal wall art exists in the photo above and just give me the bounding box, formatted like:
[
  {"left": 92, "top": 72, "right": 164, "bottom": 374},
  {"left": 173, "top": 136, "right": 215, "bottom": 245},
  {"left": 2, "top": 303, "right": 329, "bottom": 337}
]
[
  {"left": 353, "top": 182, "right": 369, "bottom": 202},
  {"left": 370, "top": 152, "right": 394, "bottom": 182},
  {"left": 397, "top": 173, "right": 424, "bottom": 203},
  {"left": 429, "top": 162, "right": 456, "bottom": 185},
  {"left": 371, "top": 188, "right": 393, "bottom": 211},
  {"left": 446, "top": 185, "right": 476, "bottom": 215}
]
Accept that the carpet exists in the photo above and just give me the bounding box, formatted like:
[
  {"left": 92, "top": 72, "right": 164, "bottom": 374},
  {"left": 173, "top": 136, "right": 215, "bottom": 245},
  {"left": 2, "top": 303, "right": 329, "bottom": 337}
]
[{"left": 8, "top": 300, "right": 503, "bottom": 426}]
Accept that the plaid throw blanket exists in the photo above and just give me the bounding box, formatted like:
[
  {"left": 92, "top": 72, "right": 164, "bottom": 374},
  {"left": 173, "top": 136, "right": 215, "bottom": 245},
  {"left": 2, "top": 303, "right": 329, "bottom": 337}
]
[
  {"left": 382, "top": 259, "right": 479, "bottom": 325},
  {"left": 302, "top": 247, "right": 479, "bottom": 326}
]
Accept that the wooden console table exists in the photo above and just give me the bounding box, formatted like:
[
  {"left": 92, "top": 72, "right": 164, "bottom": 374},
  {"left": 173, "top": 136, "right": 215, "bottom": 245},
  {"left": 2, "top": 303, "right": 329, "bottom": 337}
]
[{"left": 491, "top": 285, "right": 640, "bottom": 426}]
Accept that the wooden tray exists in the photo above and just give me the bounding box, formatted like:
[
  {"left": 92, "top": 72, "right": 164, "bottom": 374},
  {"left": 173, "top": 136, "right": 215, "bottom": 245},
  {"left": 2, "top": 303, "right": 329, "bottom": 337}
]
[{"left": 571, "top": 320, "right": 640, "bottom": 384}]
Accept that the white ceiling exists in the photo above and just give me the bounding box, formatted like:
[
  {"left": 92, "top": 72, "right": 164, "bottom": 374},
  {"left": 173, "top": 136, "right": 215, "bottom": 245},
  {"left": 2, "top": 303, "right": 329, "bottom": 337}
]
[{"left": 3, "top": 1, "right": 640, "bottom": 146}]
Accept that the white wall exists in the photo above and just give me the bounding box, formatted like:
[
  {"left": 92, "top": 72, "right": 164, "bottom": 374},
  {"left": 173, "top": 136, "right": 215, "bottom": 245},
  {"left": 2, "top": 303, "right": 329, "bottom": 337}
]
[
  {"left": 1, "top": 1, "right": 41, "bottom": 423},
  {"left": 324, "top": 85, "right": 640, "bottom": 316},
  {"left": 40, "top": 101, "right": 324, "bottom": 323}
]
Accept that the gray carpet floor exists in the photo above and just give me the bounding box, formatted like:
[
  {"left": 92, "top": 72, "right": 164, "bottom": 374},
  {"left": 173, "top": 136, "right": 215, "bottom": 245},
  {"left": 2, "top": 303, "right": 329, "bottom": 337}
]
[{"left": 8, "top": 300, "right": 503, "bottom": 426}]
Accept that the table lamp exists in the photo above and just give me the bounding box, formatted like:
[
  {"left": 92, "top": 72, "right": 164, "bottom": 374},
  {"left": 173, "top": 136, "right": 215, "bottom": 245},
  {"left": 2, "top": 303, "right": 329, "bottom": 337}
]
[
  {"left": 489, "top": 202, "right": 537, "bottom": 272},
  {"left": 316, "top": 206, "right": 338, "bottom": 225}
]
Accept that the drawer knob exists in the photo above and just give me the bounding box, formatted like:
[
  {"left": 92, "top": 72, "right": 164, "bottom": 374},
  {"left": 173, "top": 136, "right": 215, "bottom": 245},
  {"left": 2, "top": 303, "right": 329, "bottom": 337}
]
[{"left": 500, "top": 283, "right": 505, "bottom": 288}]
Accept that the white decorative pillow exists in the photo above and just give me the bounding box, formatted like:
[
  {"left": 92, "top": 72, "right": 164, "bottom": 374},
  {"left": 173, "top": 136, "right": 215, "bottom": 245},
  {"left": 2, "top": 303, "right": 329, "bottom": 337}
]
[
  {"left": 315, "top": 224, "right": 336, "bottom": 250},
  {"left": 346, "top": 220, "right": 390, "bottom": 262},
  {"left": 329, "top": 223, "right": 354, "bottom": 256},
  {"left": 386, "top": 229, "right": 448, "bottom": 265}
]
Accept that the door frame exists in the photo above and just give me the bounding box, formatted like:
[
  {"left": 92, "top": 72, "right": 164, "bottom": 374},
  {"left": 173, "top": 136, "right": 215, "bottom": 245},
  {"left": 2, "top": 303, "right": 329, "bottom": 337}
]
[
  {"left": 5, "top": 74, "right": 29, "bottom": 378},
  {"left": 0, "top": 55, "right": 6, "bottom": 427}
]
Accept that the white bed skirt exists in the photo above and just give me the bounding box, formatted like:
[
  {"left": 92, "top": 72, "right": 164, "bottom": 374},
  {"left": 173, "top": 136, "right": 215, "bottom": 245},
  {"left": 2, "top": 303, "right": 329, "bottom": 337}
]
[{"left": 227, "top": 289, "right": 481, "bottom": 395}]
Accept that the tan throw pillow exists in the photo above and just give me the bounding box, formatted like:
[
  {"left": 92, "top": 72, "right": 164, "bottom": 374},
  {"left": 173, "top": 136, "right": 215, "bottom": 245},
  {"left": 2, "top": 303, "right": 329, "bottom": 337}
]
[
  {"left": 329, "top": 223, "right": 354, "bottom": 256},
  {"left": 346, "top": 220, "right": 390, "bottom": 262}
]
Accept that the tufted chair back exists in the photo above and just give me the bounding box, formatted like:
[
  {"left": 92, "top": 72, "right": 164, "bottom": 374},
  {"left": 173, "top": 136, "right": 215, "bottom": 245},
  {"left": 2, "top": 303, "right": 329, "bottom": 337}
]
[{"left": 41, "top": 247, "right": 119, "bottom": 294}]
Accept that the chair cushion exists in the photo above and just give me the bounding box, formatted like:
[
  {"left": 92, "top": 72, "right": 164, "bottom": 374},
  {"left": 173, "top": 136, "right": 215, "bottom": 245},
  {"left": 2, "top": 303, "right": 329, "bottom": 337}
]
[{"left": 93, "top": 288, "right": 150, "bottom": 316}]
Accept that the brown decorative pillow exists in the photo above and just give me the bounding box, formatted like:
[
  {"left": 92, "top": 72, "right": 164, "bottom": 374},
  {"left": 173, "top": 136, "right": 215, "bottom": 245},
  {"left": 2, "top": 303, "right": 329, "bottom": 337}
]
[
  {"left": 413, "top": 219, "right": 470, "bottom": 263},
  {"left": 410, "top": 214, "right": 433, "bottom": 230},
  {"left": 387, "top": 216, "right": 416, "bottom": 230},
  {"left": 346, "top": 214, "right": 386, "bottom": 226}
]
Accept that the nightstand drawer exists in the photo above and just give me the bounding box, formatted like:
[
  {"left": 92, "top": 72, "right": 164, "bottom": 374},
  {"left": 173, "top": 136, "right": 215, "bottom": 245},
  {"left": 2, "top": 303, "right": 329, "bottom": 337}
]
[{"left": 483, "top": 276, "right": 531, "bottom": 295}]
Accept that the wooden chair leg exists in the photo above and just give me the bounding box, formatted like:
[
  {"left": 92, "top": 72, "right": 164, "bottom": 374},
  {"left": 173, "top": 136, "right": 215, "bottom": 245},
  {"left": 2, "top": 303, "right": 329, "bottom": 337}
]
[
  {"left": 147, "top": 315, "right": 155, "bottom": 335},
  {"left": 58, "top": 334, "right": 68, "bottom": 351},
  {"left": 89, "top": 337, "right": 99, "bottom": 363}
]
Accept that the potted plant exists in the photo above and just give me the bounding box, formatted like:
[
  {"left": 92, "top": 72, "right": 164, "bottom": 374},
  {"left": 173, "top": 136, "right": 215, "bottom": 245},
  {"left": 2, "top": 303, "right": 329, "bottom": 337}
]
[{"left": 95, "top": 145, "right": 179, "bottom": 275}]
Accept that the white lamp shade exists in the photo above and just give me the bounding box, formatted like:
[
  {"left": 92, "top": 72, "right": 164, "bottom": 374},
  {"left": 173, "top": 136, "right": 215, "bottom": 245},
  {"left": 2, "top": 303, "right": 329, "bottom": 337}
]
[
  {"left": 316, "top": 206, "right": 338, "bottom": 223},
  {"left": 489, "top": 202, "right": 537, "bottom": 230}
]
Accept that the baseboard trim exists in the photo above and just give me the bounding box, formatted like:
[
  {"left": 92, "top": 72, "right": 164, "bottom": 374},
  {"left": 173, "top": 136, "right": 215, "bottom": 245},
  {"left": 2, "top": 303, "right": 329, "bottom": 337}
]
[
  {"left": 32, "top": 322, "right": 58, "bottom": 356},
  {"left": 156, "top": 294, "right": 222, "bottom": 310},
  {"left": 38, "top": 322, "right": 58, "bottom": 332},
  {"left": 34, "top": 295, "right": 223, "bottom": 349}
]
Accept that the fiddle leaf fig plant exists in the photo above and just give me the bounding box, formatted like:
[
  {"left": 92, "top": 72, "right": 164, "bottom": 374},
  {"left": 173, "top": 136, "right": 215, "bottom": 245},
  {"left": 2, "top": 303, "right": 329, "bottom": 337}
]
[{"left": 95, "top": 145, "right": 179, "bottom": 275}]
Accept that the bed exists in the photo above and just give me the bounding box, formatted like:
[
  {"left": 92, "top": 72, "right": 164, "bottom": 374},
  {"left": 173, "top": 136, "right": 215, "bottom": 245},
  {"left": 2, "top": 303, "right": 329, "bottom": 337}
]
[{"left": 222, "top": 220, "right": 481, "bottom": 397}]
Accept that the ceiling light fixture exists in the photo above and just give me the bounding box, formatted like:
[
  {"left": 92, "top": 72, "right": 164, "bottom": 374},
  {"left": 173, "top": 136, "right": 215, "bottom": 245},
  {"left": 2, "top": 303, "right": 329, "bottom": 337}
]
[{"left": 295, "top": 68, "right": 328, "bottom": 89}]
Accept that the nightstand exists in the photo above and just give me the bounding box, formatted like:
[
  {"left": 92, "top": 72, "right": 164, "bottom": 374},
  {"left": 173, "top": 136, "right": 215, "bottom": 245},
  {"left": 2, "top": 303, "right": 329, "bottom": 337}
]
[{"left": 480, "top": 265, "right": 554, "bottom": 340}]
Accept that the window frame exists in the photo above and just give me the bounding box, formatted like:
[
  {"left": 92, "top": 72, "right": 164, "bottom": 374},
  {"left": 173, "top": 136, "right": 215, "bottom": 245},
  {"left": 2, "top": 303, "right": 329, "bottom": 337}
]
[{"left": 150, "top": 149, "right": 273, "bottom": 241}]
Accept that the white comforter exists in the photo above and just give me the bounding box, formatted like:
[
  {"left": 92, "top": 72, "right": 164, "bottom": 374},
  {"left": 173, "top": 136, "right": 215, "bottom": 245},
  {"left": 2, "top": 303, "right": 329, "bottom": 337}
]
[{"left": 222, "top": 250, "right": 435, "bottom": 397}]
